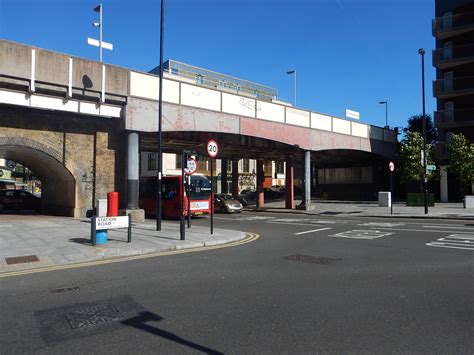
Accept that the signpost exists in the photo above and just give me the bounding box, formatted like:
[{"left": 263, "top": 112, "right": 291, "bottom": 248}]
[
  {"left": 426, "top": 164, "right": 436, "bottom": 175},
  {"left": 207, "top": 140, "right": 218, "bottom": 235},
  {"left": 389, "top": 161, "right": 395, "bottom": 215},
  {"left": 184, "top": 156, "right": 197, "bottom": 229}
]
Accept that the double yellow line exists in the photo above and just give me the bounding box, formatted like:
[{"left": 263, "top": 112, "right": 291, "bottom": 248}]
[{"left": 0, "top": 233, "right": 259, "bottom": 279}]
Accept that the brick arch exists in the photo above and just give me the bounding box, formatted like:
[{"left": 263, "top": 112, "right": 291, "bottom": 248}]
[
  {"left": 0, "top": 136, "right": 63, "bottom": 162},
  {"left": 0, "top": 137, "right": 77, "bottom": 216}
]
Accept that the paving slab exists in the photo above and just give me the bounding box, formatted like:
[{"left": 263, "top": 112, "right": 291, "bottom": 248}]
[
  {"left": 0, "top": 216, "right": 247, "bottom": 275},
  {"left": 246, "top": 200, "right": 474, "bottom": 220}
]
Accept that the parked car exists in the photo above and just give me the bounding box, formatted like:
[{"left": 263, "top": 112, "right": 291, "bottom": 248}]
[
  {"left": 0, "top": 189, "right": 41, "bottom": 212},
  {"left": 238, "top": 189, "right": 257, "bottom": 206},
  {"left": 214, "top": 194, "right": 243, "bottom": 213}
]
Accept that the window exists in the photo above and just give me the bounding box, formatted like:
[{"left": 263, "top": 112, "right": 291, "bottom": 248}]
[
  {"left": 175, "top": 153, "right": 182, "bottom": 169},
  {"left": 148, "top": 153, "right": 157, "bottom": 171},
  {"left": 242, "top": 159, "right": 250, "bottom": 173},
  {"left": 275, "top": 161, "right": 284, "bottom": 175}
]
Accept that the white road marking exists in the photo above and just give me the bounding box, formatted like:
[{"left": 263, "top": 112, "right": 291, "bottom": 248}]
[
  {"left": 358, "top": 222, "right": 405, "bottom": 227},
  {"left": 330, "top": 229, "right": 393, "bottom": 240},
  {"left": 371, "top": 227, "right": 474, "bottom": 234},
  {"left": 294, "top": 227, "right": 331, "bottom": 235},
  {"left": 427, "top": 234, "right": 474, "bottom": 251},
  {"left": 422, "top": 225, "right": 474, "bottom": 230},
  {"left": 268, "top": 221, "right": 327, "bottom": 227}
]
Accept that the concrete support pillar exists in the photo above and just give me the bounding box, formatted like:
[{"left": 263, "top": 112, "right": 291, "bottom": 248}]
[
  {"left": 440, "top": 165, "right": 448, "bottom": 202},
  {"left": 285, "top": 158, "right": 294, "bottom": 209},
  {"left": 257, "top": 159, "right": 264, "bottom": 209},
  {"left": 299, "top": 150, "right": 311, "bottom": 210},
  {"left": 221, "top": 158, "right": 228, "bottom": 193},
  {"left": 127, "top": 132, "right": 139, "bottom": 209},
  {"left": 232, "top": 160, "right": 239, "bottom": 199},
  {"left": 126, "top": 132, "right": 144, "bottom": 221}
]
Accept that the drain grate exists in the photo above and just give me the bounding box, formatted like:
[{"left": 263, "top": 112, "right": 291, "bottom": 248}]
[
  {"left": 65, "top": 304, "right": 123, "bottom": 329},
  {"left": 283, "top": 254, "right": 340, "bottom": 264},
  {"left": 51, "top": 286, "right": 80, "bottom": 294},
  {"left": 5, "top": 255, "right": 40, "bottom": 265}
]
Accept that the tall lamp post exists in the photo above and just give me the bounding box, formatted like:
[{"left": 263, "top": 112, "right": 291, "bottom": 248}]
[
  {"left": 418, "top": 48, "right": 428, "bottom": 215},
  {"left": 379, "top": 101, "right": 388, "bottom": 127},
  {"left": 286, "top": 70, "right": 296, "bottom": 107},
  {"left": 156, "top": 0, "right": 165, "bottom": 231}
]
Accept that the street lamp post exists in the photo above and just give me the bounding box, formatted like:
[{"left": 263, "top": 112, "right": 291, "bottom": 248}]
[
  {"left": 379, "top": 101, "right": 388, "bottom": 127},
  {"left": 286, "top": 70, "right": 296, "bottom": 107},
  {"left": 156, "top": 0, "right": 165, "bottom": 231},
  {"left": 418, "top": 48, "right": 428, "bottom": 215}
]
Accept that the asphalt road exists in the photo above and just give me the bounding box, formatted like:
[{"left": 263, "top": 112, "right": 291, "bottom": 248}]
[{"left": 1, "top": 211, "right": 473, "bottom": 354}]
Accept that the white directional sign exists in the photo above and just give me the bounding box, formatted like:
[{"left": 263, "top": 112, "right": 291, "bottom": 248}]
[
  {"left": 207, "top": 140, "right": 218, "bottom": 158},
  {"left": 87, "top": 37, "right": 114, "bottom": 51},
  {"left": 185, "top": 157, "right": 198, "bottom": 175},
  {"left": 345, "top": 109, "right": 360, "bottom": 120}
]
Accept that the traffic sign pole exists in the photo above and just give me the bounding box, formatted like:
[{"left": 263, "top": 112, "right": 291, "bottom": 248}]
[
  {"left": 187, "top": 175, "right": 191, "bottom": 229},
  {"left": 207, "top": 140, "right": 218, "bottom": 235},
  {"left": 210, "top": 157, "right": 214, "bottom": 235},
  {"left": 389, "top": 161, "right": 395, "bottom": 215},
  {"left": 390, "top": 170, "right": 394, "bottom": 215}
]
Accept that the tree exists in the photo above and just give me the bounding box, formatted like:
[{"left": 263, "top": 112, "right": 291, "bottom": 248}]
[
  {"left": 447, "top": 133, "right": 474, "bottom": 196},
  {"left": 397, "top": 131, "right": 435, "bottom": 191},
  {"left": 403, "top": 114, "right": 438, "bottom": 144}
]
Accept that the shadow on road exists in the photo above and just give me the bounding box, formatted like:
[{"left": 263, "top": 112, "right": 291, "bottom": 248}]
[{"left": 122, "top": 311, "right": 223, "bottom": 355}]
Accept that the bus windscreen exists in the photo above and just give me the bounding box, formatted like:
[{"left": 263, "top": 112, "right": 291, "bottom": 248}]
[{"left": 189, "top": 175, "right": 211, "bottom": 200}]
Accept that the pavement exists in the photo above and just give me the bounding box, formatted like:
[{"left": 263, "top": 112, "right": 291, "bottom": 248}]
[
  {"left": 1, "top": 199, "right": 473, "bottom": 275},
  {"left": 0, "top": 215, "right": 248, "bottom": 275},
  {"left": 246, "top": 199, "right": 474, "bottom": 220}
]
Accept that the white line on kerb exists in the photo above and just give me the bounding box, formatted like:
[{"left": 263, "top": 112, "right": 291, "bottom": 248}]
[{"left": 294, "top": 227, "right": 331, "bottom": 235}]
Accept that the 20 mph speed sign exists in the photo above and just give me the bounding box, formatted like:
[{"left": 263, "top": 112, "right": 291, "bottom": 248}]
[{"left": 207, "top": 140, "right": 218, "bottom": 158}]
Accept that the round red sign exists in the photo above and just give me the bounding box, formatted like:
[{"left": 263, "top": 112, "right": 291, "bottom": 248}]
[{"left": 207, "top": 140, "right": 218, "bottom": 158}]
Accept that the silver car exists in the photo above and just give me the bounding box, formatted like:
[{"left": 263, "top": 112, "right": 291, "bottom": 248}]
[{"left": 214, "top": 194, "right": 243, "bottom": 213}]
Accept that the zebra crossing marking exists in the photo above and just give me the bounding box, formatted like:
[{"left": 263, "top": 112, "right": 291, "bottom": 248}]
[{"left": 426, "top": 234, "right": 474, "bottom": 251}]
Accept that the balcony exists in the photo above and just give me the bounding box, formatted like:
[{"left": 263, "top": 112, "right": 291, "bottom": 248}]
[
  {"left": 433, "top": 44, "right": 474, "bottom": 69},
  {"left": 433, "top": 12, "right": 474, "bottom": 40},
  {"left": 434, "top": 109, "right": 474, "bottom": 129},
  {"left": 433, "top": 76, "right": 474, "bottom": 99}
]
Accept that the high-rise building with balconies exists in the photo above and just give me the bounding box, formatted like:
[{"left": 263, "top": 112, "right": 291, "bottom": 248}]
[{"left": 433, "top": 0, "right": 474, "bottom": 201}]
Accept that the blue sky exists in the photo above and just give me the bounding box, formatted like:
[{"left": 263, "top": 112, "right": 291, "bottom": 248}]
[{"left": 0, "top": 0, "right": 435, "bottom": 130}]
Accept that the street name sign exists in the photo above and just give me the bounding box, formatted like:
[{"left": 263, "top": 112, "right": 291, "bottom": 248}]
[{"left": 96, "top": 216, "right": 129, "bottom": 230}]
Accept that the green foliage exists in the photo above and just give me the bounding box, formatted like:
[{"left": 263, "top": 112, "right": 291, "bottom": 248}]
[
  {"left": 397, "top": 131, "right": 435, "bottom": 185},
  {"left": 447, "top": 133, "right": 474, "bottom": 185},
  {"left": 403, "top": 114, "right": 438, "bottom": 144}
]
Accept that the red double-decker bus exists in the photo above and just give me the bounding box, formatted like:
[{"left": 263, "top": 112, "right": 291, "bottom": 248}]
[{"left": 139, "top": 175, "right": 212, "bottom": 218}]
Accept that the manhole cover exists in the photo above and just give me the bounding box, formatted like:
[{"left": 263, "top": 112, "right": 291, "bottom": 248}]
[
  {"left": 5, "top": 255, "right": 39, "bottom": 265},
  {"left": 65, "top": 304, "right": 124, "bottom": 329},
  {"left": 283, "top": 254, "right": 340, "bottom": 264}
]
